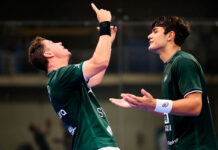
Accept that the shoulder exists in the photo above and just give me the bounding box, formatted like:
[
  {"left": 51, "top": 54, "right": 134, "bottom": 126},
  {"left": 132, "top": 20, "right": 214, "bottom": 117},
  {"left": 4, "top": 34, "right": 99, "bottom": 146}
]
[
  {"left": 173, "top": 51, "right": 199, "bottom": 66},
  {"left": 172, "top": 51, "right": 201, "bottom": 72}
]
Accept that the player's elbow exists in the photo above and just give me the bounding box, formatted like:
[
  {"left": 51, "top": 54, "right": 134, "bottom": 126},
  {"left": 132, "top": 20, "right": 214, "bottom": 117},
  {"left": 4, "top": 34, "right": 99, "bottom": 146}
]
[
  {"left": 191, "top": 109, "right": 201, "bottom": 116},
  {"left": 93, "top": 80, "right": 102, "bottom": 87},
  {"left": 88, "top": 80, "right": 101, "bottom": 88},
  {"left": 191, "top": 100, "right": 202, "bottom": 116},
  {"left": 92, "top": 57, "right": 109, "bottom": 70},
  {"left": 193, "top": 106, "right": 202, "bottom": 116},
  {"left": 185, "top": 94, "right": 202, "bottom": 116}
]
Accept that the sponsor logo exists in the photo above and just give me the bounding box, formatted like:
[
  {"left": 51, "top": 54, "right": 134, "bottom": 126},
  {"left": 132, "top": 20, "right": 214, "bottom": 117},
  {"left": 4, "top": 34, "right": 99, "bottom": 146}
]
[
  {"left": 165, "top": 125, "right": 172, "bottom": 132},
  {"left": 58, "top": 109, "right": 67, "bottom": 119},
  {"left": 88, "top": 88, "right": 93, "bottom": 94},
  {"left": 164, "top": 113, "right": 169, "bottom": 124},
  {"left": 162, "top": 102, "right": 169, "bottom": 107},
  {"left": 74, "top": 64, "right": 80, "bottom": 68},
  {"left": 97, "top": 107, "right": 106, "bottom": 117},
  {"left": 167, "top": 138, "right": 179, "bottom": 146},
  {"left": 68, "top": 126, "right": 77, "bottom": 136},
  {"left": 87, "top": 86, "right": 95, "bottom": 96}
]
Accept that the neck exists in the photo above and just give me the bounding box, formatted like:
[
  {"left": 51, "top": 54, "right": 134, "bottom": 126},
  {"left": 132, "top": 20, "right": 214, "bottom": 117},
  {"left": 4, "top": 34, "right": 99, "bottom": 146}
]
[
  {"left": 47, "top": 58, "right": 69, "bottom": 73},
  {"left": 157, "top": 44, "right": 181, "bottom": 63}
]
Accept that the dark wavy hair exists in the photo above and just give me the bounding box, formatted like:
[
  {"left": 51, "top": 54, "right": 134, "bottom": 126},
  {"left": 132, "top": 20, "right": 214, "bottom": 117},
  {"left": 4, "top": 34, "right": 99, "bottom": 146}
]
[{"left": 152, "top": 16, "right": 191, "bottom": 46}]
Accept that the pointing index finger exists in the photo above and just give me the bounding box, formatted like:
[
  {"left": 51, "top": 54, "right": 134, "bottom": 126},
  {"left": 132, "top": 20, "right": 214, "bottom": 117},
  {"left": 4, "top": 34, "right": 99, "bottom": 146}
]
[{"left": 91, "top": 3, "right": 99, "bottom": 13}]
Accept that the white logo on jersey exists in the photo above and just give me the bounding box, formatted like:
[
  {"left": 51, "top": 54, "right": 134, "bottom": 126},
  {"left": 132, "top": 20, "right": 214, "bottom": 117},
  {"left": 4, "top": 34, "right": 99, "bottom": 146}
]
[
  {"left": 164, "top": 75, "right": 168, "bottom": 82},
  {"left": 97, "top": 107, "right": 106, "bottom": 117},
  {"left": 74, "top": 64, "right": 80, "bottom": 69},
  {"left": 88, "top": 88, "right": 93, "bottom": 94},
  {"left": 87, "top": 86, "right": 95, "bottom": 96},
  {"left": 164, "top": 113, "right": 171, "bottom": 132},
  {"left": 88, "top": 89, "right": 91, "bottom": 93},
  {"left": 167, "top": 138, "right": 179, "bottom": 146},
  {"left": 107, "top": 126, "right": 113, "bottom": 136},
  {"left": 58, "top": 109, "right": 67, "bottom": 119},
  {"left": 164, "top": 113, "right": 169, "bottom": 124},
  {"left": 68, "top": 126, "right": 77, "bottom": 136},
  {"left": 165, "top": 124, "right": 172, "bottom": 132}
]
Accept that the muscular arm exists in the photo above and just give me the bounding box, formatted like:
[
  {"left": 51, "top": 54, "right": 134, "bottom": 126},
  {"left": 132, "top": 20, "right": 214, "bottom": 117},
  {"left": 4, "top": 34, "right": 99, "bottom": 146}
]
[
  {"left": 170, "top": 92, "right": 202, "bottom": 116},
  {"left": 110, "top": 89, "right": 202, "bottom": 117},
  {"left": 83, "top": 3, "right": 112, "bottom": 81},
  {"left": 88, "top": 26, "right": 117, "bottom": 87},
  {"left": 88, "top": 70, "right": 106, "bottom": 87},
  {"left": 83, "top": 35, "right": 111, "bottom": 81},
  {"left": 140, "top": 92, "right": 202, "bottom": 116},
  {"left": 151, "top": 92, "right": 202, "bottom": 116}
]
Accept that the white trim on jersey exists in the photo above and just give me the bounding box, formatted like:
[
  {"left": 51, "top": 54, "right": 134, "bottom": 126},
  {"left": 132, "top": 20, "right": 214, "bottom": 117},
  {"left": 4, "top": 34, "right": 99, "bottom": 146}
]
[
  {"left": 82, "top": 61, "right": 88, "bottom": 82},
  {"left": 98, "top": 147, "right": 120, "bottom": 150},
  {"left": 184, "top": 90, "right": 202, "bottom": 98}
]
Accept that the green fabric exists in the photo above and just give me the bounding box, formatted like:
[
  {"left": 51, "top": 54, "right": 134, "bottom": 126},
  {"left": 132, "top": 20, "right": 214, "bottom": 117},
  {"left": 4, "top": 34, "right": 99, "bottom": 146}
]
[
  {"left": 162, "top": 50, "right": 218, "bottom": 150},
  {"left": 47, "top": 62, "right": 117, "bottom": 150}
]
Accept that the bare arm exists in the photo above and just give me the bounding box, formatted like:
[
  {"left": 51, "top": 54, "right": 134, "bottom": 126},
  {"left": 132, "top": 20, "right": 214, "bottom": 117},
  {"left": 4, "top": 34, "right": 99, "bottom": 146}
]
[
  {"left": 110, "top": 89, "right": 202, "bottom": 116},
  {"left": 88, "top": 70, "right": 106, "bottom": 87},
  {"left": 83, "top": 3, "right": 112, "bottom": 81},
  {"left": 88, "top": 26, "right": 117, "bottom": 87},
  {"left": 170, "top": 92, "right": 202, "bottom": 116}
]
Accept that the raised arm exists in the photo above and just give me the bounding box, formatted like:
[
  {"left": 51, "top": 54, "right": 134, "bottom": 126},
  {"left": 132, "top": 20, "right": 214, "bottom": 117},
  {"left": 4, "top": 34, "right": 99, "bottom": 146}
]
[
  {"left": 88, "top": 26, "right": 117, "bottom": 87},
  {"left": 83, "top": 3, "right": 112, "bottom": 81}
]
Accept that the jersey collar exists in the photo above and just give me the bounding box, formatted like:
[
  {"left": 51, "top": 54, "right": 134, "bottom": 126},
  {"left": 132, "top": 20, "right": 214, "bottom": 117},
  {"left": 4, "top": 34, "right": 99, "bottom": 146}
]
[
  {"left": 165, "top": 49, "right": 181, "bottom": 64},
  {"left": 47, "top": 70, "right": 55, "bottom": 76}
]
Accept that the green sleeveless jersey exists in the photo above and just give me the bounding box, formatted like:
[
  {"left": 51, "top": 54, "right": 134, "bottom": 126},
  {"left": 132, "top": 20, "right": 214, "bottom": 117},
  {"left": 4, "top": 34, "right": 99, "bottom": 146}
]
[
  {"left": 162, "top": 50, "right": 218, "bottom": 150},
  {"left": 47, "top": 62, "right": 118, "bottom": 150}
]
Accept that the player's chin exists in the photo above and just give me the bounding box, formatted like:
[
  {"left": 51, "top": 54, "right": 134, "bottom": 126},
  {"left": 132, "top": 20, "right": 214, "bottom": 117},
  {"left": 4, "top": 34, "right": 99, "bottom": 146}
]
[
  {"left": 66, "top": 52, "right": 71, "bottom": 60},
  {"left": 68, "top": 51, "right": 72, "bottom": 56},
  {"left": 66, "top": 55, "right": 71, "bottom": 62},
  {"left": 148, "top": 46, "right": 153, "bottom": 51},
  {"left": 148, "top": 44, "right": 157, "bottom": 51},
  {"left": 148, "top": 47, "right": 158, "bottom": 54}
]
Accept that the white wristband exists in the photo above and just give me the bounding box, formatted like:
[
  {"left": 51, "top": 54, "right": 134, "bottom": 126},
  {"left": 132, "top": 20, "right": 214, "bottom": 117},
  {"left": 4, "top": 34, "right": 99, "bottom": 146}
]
[{"left": 154, "top": 99, "right": 173, "bottom": 114}]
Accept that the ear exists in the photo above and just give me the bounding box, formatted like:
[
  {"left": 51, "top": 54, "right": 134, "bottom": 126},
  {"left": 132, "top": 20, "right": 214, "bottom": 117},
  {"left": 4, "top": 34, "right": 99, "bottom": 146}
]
[
  {"left": 43, "top": 51, "right": 54, "bottom": 58},
  {"left": 167, "top": 31, "right": 176, "bottom": 41}
]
